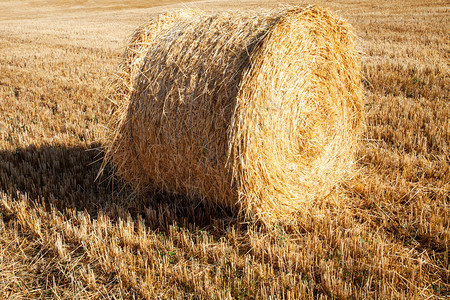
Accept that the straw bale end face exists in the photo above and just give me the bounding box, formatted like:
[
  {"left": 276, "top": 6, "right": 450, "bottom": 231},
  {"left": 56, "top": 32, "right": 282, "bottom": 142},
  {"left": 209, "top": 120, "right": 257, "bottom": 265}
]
[{"left": 103, "top": 6, "right": 363, "bottom": 226}]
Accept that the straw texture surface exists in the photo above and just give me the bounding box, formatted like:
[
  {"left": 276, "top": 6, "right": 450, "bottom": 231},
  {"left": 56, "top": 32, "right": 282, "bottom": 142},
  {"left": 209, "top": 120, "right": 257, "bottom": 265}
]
[{"left": 104, "top": 6, "right": 363, "bottom": 224}]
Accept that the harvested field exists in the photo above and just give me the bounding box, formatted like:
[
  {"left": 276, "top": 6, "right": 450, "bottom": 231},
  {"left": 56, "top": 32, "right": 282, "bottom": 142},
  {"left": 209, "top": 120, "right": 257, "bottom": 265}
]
[{"left": 0, "top": 0, "right": 448, "bottom": 299}]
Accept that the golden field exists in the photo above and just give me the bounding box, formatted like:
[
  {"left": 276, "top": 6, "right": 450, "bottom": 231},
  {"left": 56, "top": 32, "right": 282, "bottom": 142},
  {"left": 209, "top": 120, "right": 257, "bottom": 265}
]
[{"left": 0, "top": 0, "right": 448, "bottom": 298}]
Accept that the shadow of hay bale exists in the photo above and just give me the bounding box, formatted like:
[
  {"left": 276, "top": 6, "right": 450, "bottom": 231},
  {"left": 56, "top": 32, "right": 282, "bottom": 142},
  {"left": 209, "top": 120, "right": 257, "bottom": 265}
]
[
  {"left": 0, "top": 144, "right": 116, "bottom": 213},
  {"left": 0, "top": 144, "right": 237, "bottom": 231}
]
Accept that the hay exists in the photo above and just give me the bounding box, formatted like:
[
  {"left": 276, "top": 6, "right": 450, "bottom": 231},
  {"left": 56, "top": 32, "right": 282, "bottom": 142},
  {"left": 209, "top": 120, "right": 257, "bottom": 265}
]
[{"left": 103, "top": 6, "right": 363, "bottom": 225}]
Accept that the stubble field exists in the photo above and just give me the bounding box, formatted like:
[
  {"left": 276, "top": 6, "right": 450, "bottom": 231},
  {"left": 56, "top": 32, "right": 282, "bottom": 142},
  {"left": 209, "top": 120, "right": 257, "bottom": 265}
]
[{"left": 0, "top": 0, "right": 448, "bottom": 298}]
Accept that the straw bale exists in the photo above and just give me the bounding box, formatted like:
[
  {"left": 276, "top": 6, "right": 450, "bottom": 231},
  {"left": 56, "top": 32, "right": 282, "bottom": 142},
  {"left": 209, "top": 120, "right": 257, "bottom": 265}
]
[{"left": 103, "top": 6, "right": 363, "bottom": 224}]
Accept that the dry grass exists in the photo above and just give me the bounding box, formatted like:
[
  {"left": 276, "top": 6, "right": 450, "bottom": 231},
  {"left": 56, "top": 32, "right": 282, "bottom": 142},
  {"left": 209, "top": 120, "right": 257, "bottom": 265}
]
[
  {"left": 0, "top": 0, "right": 448, "bottom": 299},
  {"left": 104, "top": 6, "right": 363, "bottom": 225}
]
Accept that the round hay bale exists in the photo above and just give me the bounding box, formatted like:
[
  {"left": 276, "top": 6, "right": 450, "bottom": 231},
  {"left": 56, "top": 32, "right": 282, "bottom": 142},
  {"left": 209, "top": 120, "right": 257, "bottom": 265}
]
[{"left": 103, "top": 6, "right": 363, "bottom": 225}]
